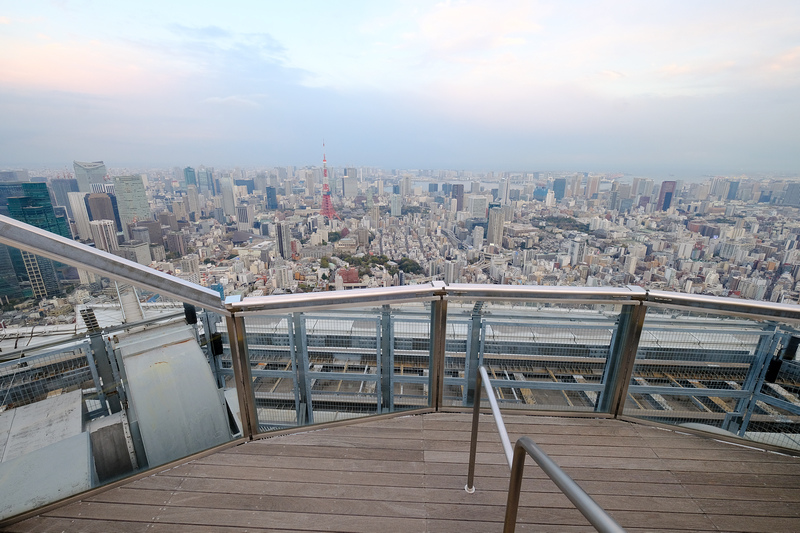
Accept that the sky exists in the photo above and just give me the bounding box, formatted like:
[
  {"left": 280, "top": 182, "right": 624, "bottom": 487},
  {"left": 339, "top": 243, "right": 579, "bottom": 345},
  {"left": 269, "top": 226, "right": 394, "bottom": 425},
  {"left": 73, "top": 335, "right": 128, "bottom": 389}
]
[{"left": 1, "top": 0, "right": 799, "bottom": 176}]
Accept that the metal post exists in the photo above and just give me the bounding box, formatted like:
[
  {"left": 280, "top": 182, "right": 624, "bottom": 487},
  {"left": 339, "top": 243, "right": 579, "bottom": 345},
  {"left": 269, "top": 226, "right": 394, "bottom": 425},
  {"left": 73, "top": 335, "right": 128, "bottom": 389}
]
[
  {"left": 429, "top": 298, "right": 448, "bottom": 410},
  {"left": 380, "top": 306, "right": 393, "bottom": 412},
  {"left": 83, "top": 341, "right": 109, "bottom": 416},
  {"left": 597, "top": 303, "right": 647, "bottom": 416},
  {"left": 465, "top": 302, "right": 483, "bottom": 406},
  {"left": 292, "top": 312, "right": 314, "bottom": 425},
  {"left": 202, "top": 311, "right": 224, "bottom": 389},
  {"left": 504, "top": 437, "right": 625, "bottom": 533},
  {"left": 225, "top": 315, "right": 258, "bottom": 439},
  {"left": 89, "top": 333, "right": 122, "bottom": 413},
  {"left": 465, "top": 365, "right": 483, "bottom": 493},
  {"left": 736, "top": 328, "right": 783, "bottom": 436}
]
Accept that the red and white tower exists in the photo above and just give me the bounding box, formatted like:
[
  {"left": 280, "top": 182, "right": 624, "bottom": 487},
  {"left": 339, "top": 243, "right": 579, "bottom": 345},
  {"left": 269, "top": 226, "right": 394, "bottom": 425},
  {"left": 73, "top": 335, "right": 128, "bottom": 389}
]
[{"left": 319, "top": 142, "right": 340, "bottom": 220}]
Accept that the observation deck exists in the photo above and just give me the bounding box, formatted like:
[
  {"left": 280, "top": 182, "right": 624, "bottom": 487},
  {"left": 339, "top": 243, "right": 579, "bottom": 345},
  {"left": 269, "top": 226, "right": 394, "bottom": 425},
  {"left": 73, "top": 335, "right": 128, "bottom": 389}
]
[{"left": 1, "top": 214, "right": 800, "bottom": 531}]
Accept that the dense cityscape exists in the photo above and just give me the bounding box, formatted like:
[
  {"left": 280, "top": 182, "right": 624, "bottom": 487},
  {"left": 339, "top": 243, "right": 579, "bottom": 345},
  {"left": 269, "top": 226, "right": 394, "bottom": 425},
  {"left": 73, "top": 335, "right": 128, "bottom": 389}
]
[{"left": 2, "top": 158, "right": 800, "bottom": 332}]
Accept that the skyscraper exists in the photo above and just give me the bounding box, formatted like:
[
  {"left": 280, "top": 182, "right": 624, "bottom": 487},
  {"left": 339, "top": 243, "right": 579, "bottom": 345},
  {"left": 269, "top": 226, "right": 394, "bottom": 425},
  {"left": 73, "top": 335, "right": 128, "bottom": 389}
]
[
  {"left": 73, "top": 161, "right": 107, "bottom": 193},
  {"left": 4, "top": 182, "right": 71, "bottom": 298},
  {"left": 68, "top": 192, "right": 92, "bottom": 240},
  {"left": 391, "top": 194, "right": 402, "bottom": 217},
  {"left": 184, "top": 167, "right": 197, "bottom": 187},
  {"left": 498, "top": 178, "right": 510, "bottom": 205},
  {"left": 265, "top": 187, "right": 278, "bottom": 210},
  {"left": 86, "top": 193, "right": 117, "bottom": 230},
  {"left": 657, "top": 181, "right": 677, "bottom": 211},
  {"left": 114, "top": 175, "right": 151, "bottom": 239},
  {"left": 553, "top": 178, "right": 567, "bottom": 201},
  {"left": 219, "top": 177, "right": 236, "bottom": 217},
  {"left": 90, "top": 219, "right": 119, "bottom": 252},
  {"left": 276, "top": 222, "right": 292, "bottom": 259},
  {"left": 49, "top": 178, "right": 79, "bottom": 217},
  {"left": 487, "top": 207, "right": 504, "bottom": 247},
  {"left": 451, "top": 184, "right": 465, "bottom": 211}
]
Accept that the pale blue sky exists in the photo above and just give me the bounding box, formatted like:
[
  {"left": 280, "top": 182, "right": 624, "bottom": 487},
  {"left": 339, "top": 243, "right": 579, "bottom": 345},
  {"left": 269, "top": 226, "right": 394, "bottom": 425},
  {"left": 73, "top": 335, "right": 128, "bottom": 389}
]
[{"left": 1, "top": 1, "right": 798, "bottom": 175}]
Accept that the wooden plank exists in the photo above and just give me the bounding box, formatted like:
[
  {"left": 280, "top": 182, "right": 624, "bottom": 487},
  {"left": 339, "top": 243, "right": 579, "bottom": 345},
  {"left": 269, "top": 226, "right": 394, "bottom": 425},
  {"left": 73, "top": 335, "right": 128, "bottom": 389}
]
[
  {"left": 7, "top": 411, "right": 800, "bottom": 533},
  {"left": 706, "top": 514, "right": 800, "bottom": 533},
  {"left": 192, "top": 453, "right": 426, "bottom": 474},
  {"left": 219, "top": 443, "right": 425, "bottom": 462},
  {"left": 45, "top": 502, "right": 427, "bottom": 533}
]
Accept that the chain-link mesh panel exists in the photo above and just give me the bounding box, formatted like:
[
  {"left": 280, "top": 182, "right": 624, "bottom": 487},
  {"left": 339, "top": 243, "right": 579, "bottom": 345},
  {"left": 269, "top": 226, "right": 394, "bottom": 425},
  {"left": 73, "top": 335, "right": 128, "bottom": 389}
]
[
  {"left": 623, "top": 308, "right": 775, "bottom": 433},
  {"left": 0, "top": 341, "right": 95, "bottom": 411},
  {"left": 390, "top": 313, "right": 431, "bottom": 409},
  {"left": 748, "top": 358, "right": 800, "bottom": 450},
  {"left": 452, "top": 300, "right": 620, "bottom": 411}
]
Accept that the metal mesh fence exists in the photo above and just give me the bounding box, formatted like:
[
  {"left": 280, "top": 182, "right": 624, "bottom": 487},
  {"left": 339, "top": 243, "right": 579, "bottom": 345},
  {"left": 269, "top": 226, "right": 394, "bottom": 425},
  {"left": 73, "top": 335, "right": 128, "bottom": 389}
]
[
  {"left": 0, "top": 341, "right": 95, "bottom": 411},
  {"left": 621, "top": 308, "right": 797, "bottom": 445},
  {"left": 451, "top": 300, "right": 620, "bottom": 411},
  {"left": 239, "top": 303, "right": 434, "bottom": 432}
]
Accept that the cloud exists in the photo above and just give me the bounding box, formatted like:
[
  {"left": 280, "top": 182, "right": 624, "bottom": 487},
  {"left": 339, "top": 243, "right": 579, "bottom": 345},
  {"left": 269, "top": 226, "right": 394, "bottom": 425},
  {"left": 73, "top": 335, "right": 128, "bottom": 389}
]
[
  {"left": 202, "top": 95, "right": 265, "bottom": 108},
  {"left": 0, "top": 16, "right": 10, "bottom": 25}
]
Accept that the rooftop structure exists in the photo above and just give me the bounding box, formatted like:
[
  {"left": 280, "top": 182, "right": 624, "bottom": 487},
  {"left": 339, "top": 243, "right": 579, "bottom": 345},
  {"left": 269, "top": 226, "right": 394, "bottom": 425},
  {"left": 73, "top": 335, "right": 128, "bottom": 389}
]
[{"left": 1, "top": 213, "right": 800, "bottom": 530}]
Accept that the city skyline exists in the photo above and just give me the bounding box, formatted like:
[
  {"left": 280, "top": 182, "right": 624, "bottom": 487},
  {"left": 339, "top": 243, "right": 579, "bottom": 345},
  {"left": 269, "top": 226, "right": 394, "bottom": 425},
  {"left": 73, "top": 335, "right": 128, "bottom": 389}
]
[{"left": 1, "top": 1, "right": 799, "bottom": 175}]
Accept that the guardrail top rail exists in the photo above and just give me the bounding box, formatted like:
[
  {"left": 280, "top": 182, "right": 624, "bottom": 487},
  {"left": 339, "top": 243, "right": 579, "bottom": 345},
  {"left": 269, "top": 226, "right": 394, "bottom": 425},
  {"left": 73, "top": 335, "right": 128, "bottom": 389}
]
[
  {"left": 0, "top": 214, "right": 226, "bottom": 314},
  {"left": 467, "top": 365, "right": 626, "bottom": 533}
]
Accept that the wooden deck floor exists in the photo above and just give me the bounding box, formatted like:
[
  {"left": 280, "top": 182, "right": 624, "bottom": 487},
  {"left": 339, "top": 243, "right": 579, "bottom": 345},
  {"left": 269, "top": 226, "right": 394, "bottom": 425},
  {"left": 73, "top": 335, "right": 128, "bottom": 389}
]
[{"left": 5, "top": 412, "right": 800, "bottom": 532}]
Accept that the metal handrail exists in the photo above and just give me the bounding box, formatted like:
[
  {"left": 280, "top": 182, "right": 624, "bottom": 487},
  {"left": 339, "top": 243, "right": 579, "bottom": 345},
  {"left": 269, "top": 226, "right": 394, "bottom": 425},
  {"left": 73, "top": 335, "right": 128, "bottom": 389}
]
[
  {"left": 466, "top": 366, "right": 625, "bottom": 533},
  {"left": 0, "top": 215, "right": 227, "bottom": 314}
]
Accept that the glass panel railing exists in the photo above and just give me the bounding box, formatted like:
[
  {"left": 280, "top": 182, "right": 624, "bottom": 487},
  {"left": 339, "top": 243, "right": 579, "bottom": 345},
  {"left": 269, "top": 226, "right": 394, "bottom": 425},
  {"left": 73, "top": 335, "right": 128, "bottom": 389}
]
[
  {"left": 621, "top": 307, "right": 800, "bottom": 448},
  {"left": 0, "top": 303, "right": 239, "bottom": 521},
  {"left": 233, "top": 301, "right": 434, "bottom": 434},
  {"left": 443, "top": 300, "right": 624, "bottom": 411}
]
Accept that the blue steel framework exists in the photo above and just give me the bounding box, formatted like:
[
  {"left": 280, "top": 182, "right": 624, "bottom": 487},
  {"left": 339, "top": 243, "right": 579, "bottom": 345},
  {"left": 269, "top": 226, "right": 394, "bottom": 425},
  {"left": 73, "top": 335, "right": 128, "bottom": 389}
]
[{"left": 2, "top": 213, "right": 800, "bottom": 524}]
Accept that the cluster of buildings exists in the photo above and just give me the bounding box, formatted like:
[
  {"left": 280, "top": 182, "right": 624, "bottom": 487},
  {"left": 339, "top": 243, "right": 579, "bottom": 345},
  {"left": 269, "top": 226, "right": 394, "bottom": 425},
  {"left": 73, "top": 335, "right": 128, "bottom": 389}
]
[{"left": 1, "top": 162, "right": 800, "bottom": 327}]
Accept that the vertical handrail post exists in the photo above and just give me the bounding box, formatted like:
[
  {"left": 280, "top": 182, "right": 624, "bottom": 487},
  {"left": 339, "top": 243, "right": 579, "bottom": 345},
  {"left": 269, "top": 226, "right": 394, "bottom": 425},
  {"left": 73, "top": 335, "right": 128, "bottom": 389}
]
[
  {"left": 465, "top": 364, "right": 483, "bottom": 493},
  {"left": 380, "top": 305, "right": 393, "bottom": 412},
  {"left": 597, "top": 302, "right": 647, "bottom": 416},
  {"left": 429, "top": 297, "right": 448, "bottom": 410},
  {"left": 503, "top": 443, "right": 527, "bottom": 533},
  {"left": 465, "top": 302, "right": 483, "bottom": 406},
  {"left": 226, "top": 314, "right": 258, "bottom": 439},
  {"left": 292, "top": 312, "right": 314, "bottom": 425}
]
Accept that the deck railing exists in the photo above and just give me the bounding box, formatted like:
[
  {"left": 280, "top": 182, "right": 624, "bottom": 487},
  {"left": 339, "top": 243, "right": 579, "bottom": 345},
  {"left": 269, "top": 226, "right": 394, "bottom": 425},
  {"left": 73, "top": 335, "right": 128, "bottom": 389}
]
[
  {"left": 466, "top": 366, "right": 625, "bottom": 533},
  {"left": 2, "top": 213, "right": 800, "bottom": 523}
]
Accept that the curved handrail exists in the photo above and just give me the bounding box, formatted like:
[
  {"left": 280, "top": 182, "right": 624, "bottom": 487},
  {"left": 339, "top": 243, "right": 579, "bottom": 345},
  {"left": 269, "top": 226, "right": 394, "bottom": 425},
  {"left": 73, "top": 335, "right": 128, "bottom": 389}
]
[{"left": 466, "top": 365, "right": 625, "bottom": 533}]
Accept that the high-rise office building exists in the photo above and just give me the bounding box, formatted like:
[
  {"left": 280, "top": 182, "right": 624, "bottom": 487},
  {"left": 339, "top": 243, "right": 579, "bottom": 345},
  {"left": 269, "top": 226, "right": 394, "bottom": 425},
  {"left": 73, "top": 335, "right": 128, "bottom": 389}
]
[
  {"left": 391, "top": 194, "right": 402, "bottom": 217},
  {"left": 472, "top": 225, "right": 484, "bottom": 249},
  {"left": 68, "top": 192, "right": 92, "bottom": 240},
  {"left": 90, "top": 219, "right": 119, "bottom": 252},
  {"left": 86, "top": 193, "right": 117, "bottom": 230},
  {"left": 467, "top": 196, "right": 488, "bottom": 219},
  {"left": 276, "top": 222, "right": 292, "bottom": 259},
  {"left": 219, "top": 177, "right": 235, "bottom": 217},
  {"left": 342, "top": 177, "right": 358, "bottom": 198},
  {"left": 265, "top": 187, "right": 278, "bottom": 210},
  {"left": 5, "top": 183, "right": 71, "bottom": 298},
  {"left": 198, "top": 168, "right": 215, "bottom": 196},
  {"left": 657, "top": 181, "right": 677, "bottom": 211},
  {"left": 114, "top": 175, "right": 151, "bottom": 239},
  {"left": 586, "top": 176, "right": 600, "bottom": 199},
  {"left": 184, "top": 167, "right": 197, "bottom": 187},
  {"left": 783, "top": 183, "right": 800, "bottom": 207},
  {"left": 451, "top": 184, "right": 465, "bottom": 211},
  {"left": 73, "top": 161, "right": 107, "bottom": 193},
  {"left": 49, "top": 178, "right": 79, "bottom": 217},
  {"left": 553, "top": 178, "right": 567, "bottom": 201},
  {"left": 487, "top": 207, "right": 504, "bottom": 247},
  {"left": 498, "top": 179, "right": 510, "bottom": 205},
  {"left": 186, "top": 185, "right": 200, "bottom": 217}
]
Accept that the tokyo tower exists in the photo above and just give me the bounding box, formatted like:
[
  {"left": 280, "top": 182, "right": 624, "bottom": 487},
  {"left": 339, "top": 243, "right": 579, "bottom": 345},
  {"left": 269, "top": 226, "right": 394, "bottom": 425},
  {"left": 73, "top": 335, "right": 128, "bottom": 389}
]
[{"left": 319, "top": 142, "right": 340, "bottom": 220}]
